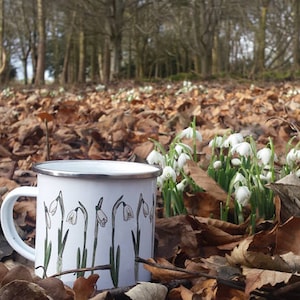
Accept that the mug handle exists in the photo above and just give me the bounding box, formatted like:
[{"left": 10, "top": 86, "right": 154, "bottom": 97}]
[{"left": 1, "top": 186, "right": 37, "bottom": 261}]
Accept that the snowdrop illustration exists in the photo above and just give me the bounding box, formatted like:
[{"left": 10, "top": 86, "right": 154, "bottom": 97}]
[
  {"left": 110, "top": 195, "right": 134, "bottom": 287},
  {"left": 47, "top": 191, "right": 69, "bottom": 275},
  {"left": 131, "top": 193, "right": 149, "bottom": 281},
  {"left": 66, "top": 201, "right": 88, "bottom": 278},
  {"left": 91, "top": 197, "right": 108, "bottom": 273},
  {"left": 42, "top": 201, "right": 52, "bottom": 277}
]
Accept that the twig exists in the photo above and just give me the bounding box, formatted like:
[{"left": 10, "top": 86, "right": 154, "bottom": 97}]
[
  {"left": 135, "top": 257, "right": 245, "bottom": 291},
  {"left": 36, "top": 264, "right": 111, "bottom": 278}
]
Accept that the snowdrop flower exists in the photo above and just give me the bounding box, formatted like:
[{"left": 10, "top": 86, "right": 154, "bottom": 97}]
[
  {"left": 259, "top": 171, "right": 272, "bottom": 183},
  {"left": 296, "top": 169, "right": 300, "bottom": 177},
  {"left": 231, "top": 142, "right": 252, "bottom": 157},
  {"left": 174, "top": 143, "right": 192, "bottom": 156},
  {"left": 231, "top": 158, "right": 242, "bottom": 166},
  {"left": 146, "top": 149, "right": 165, "bottom": 167},
  {"left": 176, "top": 179, "right": 188, "bottom": 191},
  {"left": 177, "top": 153, "right": 191, "bottom": 169},
  {"left": 209, "top": 136, "right": 223, "bottom": 148},
  {"left": 213, "top": 160, "right": 222, "bottom": 170},
  {"left": 232, "top": 172, "right": 247, "bottom": 190},
  {"left": 257, "top": 148, "right": 272, "bottom": 165},
  {"left": 179, "top": 127, "right": 202, "bottom": 141},
  {"left": 286, "top": 148, "right": 300, "bottom": 167},
  {"left": 235, "top": 186, "right": 251, "bottom": 206},
  {"left": 222, "top": 133, "right": 244, "bottom": 148},
  {"left": 161, "top": 166, "right": 176, "bottom": 182},
  {"left": 156, "top": 176, "right": 164, "bottom": 188}
]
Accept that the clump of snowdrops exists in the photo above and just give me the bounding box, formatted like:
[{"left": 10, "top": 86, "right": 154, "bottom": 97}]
[
  {"left": 146, "top": 119, "right": 202, "bottom": 217},
  {"left": 147, "top": 121, "right": 300, "bottom": 228}
]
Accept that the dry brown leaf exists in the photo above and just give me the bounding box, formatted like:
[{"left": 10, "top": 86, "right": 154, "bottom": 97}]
[
  {"left": 191, "top": 278, "right": 217, "bottom": 300},
  {"left": 1, "top": 265, "right": 33, "bottom": 287},
  {"left": 144, "top": 258, "right": 194, "bottom": 282},
  {"left": 73, "top": 274, "right": 99, "bottom": 300},
  {"left": 188, "top": 216, "right": 245, "bottom": 247},
  {"left": 0, "top": 280, "right": 48, "bottom": 299},
  {"left": 227, "top": 237, "right": 293, "bottom": 272},
  {"left": 36, "top": 277, "right": 73, "bottom": 300},
  {"left": 267, "top": 174, "right": 300, "bottom": 222},
  {"left": 155, "top": 215, "right": 200, "bottom": 258},
  {"left": 242, "top": 267, "right": 293, "bottom": 298},
  {"left": 275, "top": 217, "right": 300, "bottom": 255},
  {"left": 184, "top": 160, "right": 228, "bottom": 201},
  {"left": 125, "top": 282, "right": 168, "bottom": 300}
]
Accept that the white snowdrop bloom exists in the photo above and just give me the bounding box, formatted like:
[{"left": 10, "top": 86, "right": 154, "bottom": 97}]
[
  {"left": 222, "top": 133, "right": 244, "bottom": 148},
  {"left": 179, "top": 127, "right": 202, "bottom": 141},
  {"left": 161, "top": 166, "right": 176, "bottom": 182},
  {"left": 156, "top": 176, "right": 164, "bottom": 189},
  {"left": 260, "top": 171, "right": 272, "bottom": 183},
  {"left": 146, "top": 150, "right": 165, "bottom": 167},
  {"left": 257, "top": 148, "right": 272, "bottom": 165},
  {"left": 296, "top": 169, "right": 300, "bottom": 177},
  {"left": 176, "top": 179, "right": 188, "bottom": 191},
  {"left": 231, "top": 142, "right": 252, "bottom": 157},
  {"left": 235, "top": 186, "right": 251, "bottom": 206},
  {"left": 175, "top": 143, "right": 192, "bottom": 156},
  {"left": 231, "top": 158, "right": 242, "bottom": 166},
  {"left": 232, "top": 172, "right": 247, "bottom": 190},
  {"left": 213, "top": 160, "right": 222, "bottom": 170},
  {"left": 208, "top": 136, "right": 223, "bottom": 148},
  {"left": 177, "top": 153, "right": 191, "bottom": 169},
  {"left": 286, "top": 148, "right": 300, "bottom": 166}
]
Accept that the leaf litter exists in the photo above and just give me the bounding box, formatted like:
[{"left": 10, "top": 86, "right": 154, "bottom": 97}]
[{"left": 0, "top": 81, "right": 299, "bottom": 299}]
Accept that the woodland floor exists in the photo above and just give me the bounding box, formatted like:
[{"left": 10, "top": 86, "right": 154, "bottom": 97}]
[{"left": 0, "top": 80, "right": 299, "bottom": 299}]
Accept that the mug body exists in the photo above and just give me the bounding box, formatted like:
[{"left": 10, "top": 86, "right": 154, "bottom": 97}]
[{"left": 33, "top": 160, "right": 160, "bottom": 289}]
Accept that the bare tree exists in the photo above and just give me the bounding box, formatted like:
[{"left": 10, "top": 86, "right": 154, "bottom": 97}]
[{"left": 35, "top": 0, "right": 46, "bottom": 85}]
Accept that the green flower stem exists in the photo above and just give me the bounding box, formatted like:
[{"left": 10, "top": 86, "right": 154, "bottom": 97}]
[
  {"left": 76, "top": 201, "right": 88, "bottom": 278},
  {"left": 110, "top": 195, "right": 124, "bottom": 287}
]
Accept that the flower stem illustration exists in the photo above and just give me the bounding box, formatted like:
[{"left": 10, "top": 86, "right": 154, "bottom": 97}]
[
  {"left": 42, "top": 201, "right": 52, "bottom": 278},
  {"left": 131, "top": 193, "right": 149, "bottom": 281},
  {"left": 91, "top": 197, "right": 108, "bottom": 274},
  {"left": 110, "top": 195, "right": 134, "bottom": 287},
  {"left": 48, "top": 191, "right": 69, "bottom": 275},
  {"left": 66, "top": 201, "right": 88, "bottom": 278}
]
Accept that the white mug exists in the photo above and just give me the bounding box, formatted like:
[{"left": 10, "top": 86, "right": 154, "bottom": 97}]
[{"left": 0, "top": 160, "right": 161, "bottom": 289}]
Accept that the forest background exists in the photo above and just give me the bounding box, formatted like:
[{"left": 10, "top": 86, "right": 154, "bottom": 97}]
[{"left": 0, "top": 0, "right": 299, "bottom": 85}]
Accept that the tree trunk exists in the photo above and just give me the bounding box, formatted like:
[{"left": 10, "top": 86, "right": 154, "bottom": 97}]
[
  {"left": 35, "top": 0, "right": 46, "bottom": 85},
  {"left": 0, "top": 0, "right": 5, "bottom": 79},
  {"left": 293, "top": 0, "right": 300, "bottom": 73},
  {"left": 254, "top": 0, "right": 270, "bottom": 74},
  {"left": 77, "top": 15, "right": 85, "bottom": 83},
  {"left": 62, "top": 11, "right": 76, "bottom": 85}
]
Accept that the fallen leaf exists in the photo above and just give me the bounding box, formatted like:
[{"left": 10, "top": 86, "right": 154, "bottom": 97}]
[
  {"left": 144, "top": 258, "right": 194, "bottom": 282},
  {"left": 242, "top": 267, "right": 293, "bottom": 298},
  {"left": 36, "top": 277, "right": 73, "bottom": 300},
  {"left": 125, "top": 282, "right": 168, "bottom": 300},
  {"left": 0, "top": 280, "right": 48, "bottom": 299},
  {"left": 73, "top": 274, "right": 99, "bottom": 300}
]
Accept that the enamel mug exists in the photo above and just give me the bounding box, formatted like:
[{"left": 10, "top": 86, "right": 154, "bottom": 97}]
[{"left": 0, "top": 160, "right": 161, "bottom": 289}]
